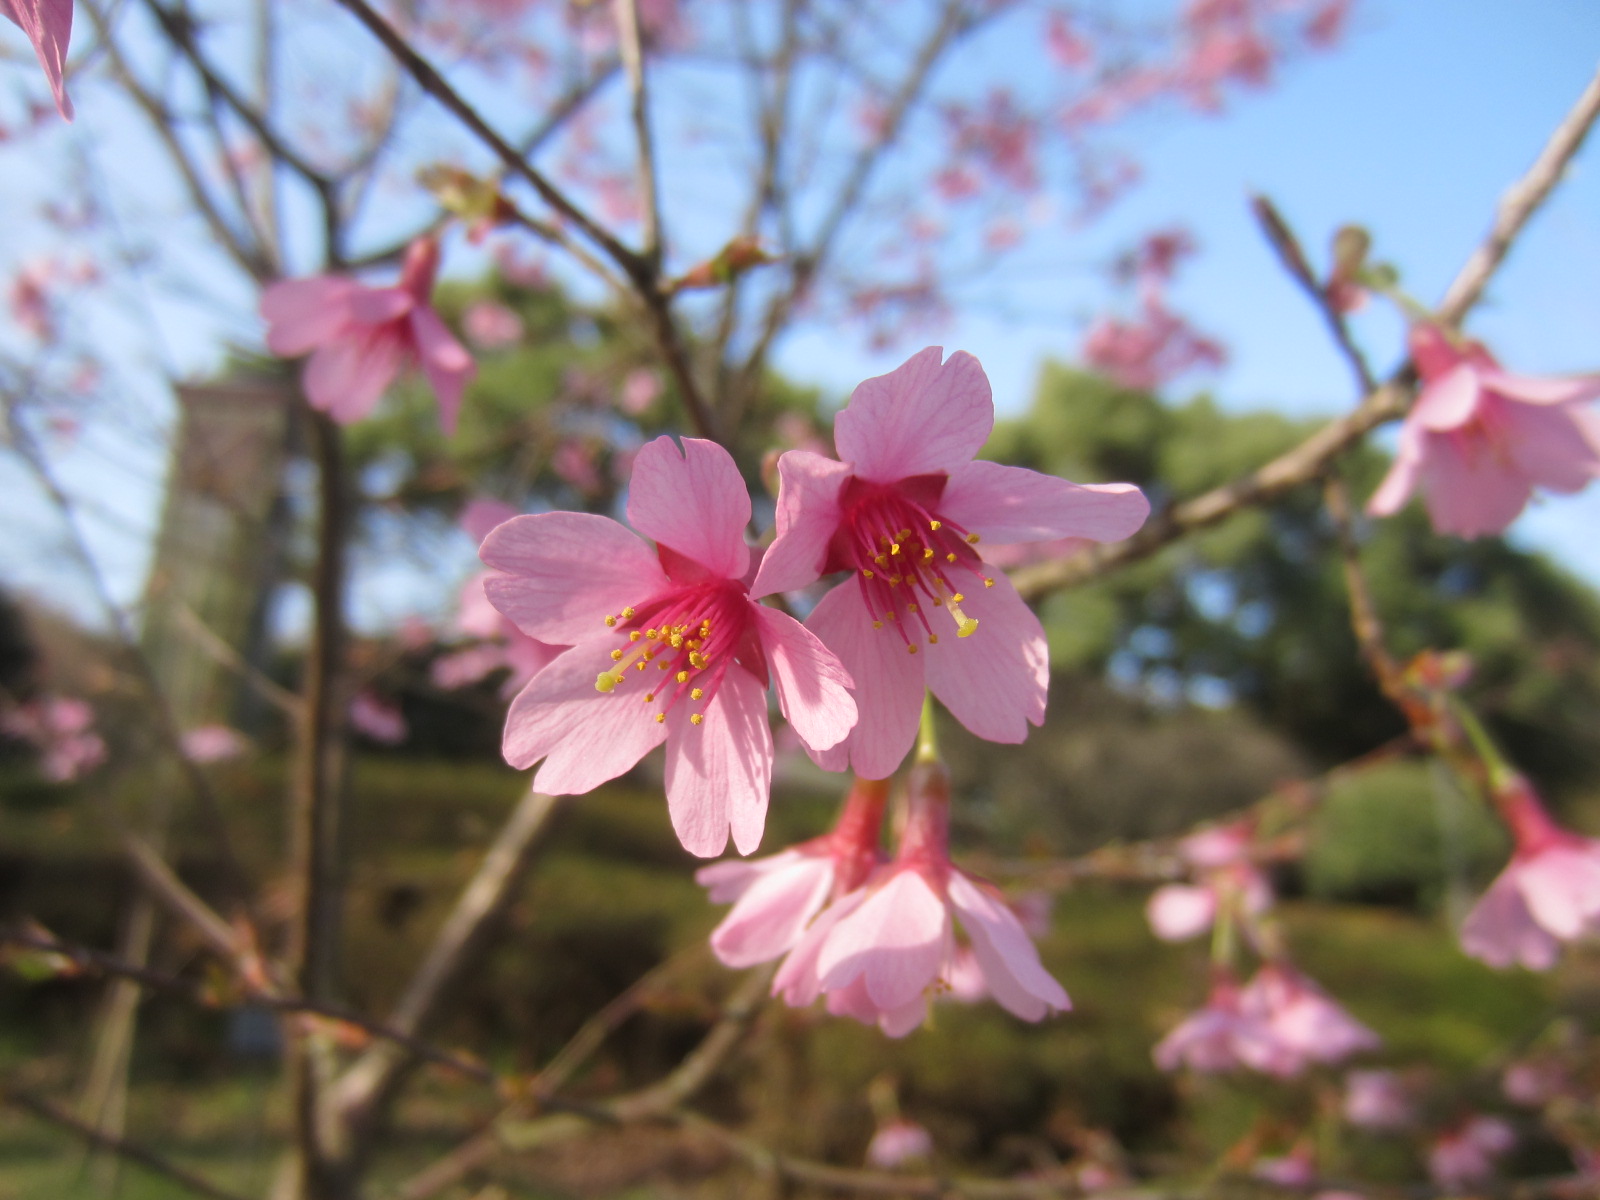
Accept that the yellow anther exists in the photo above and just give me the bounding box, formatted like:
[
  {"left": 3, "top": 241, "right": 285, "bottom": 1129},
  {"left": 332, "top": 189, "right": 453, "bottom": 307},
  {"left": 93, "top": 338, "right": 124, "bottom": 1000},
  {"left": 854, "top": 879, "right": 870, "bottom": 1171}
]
[
  {"left": 890, "top": 543, "right": 901, "bottom": 555},
  {"left": 621, "top": 607, "right": 636, "bottom": 619},
  {"left": 929, "top": 633, "right": 939, "bottom": 644},
  {"left": 923, "top": 548, "right": 934, "bottom": 560},
  {"left": 889, "top": 576, "right": 902, "bottom": 586},
  {"left": 983, "top": 577, "right": 995, "bottom": 588},
  {"left": 676, "top": 670, "right": 689, "bottom": 683},
  {"left": 670, "top": 633, "right": 684, "bottom": 648},
  {"left": 691, "top": 687, "right": 704, "bottom": 700},
  {"left": 604, "top": 614, "right": 617, "bottom": 627},
  {"left": 932, "top": 597, "right": 944, "bottom": 607},
  {"left": 875, "top": 554, "right": 888, "bottom": 566},
  {"left": 907, "top": 644, "right": 919, "bottom": 655},
  {"left": 636, "top": 661, "right": 647, "bottom": 671},
  {"left": 610, "top": 649, "right": 625, "bottom": 661},
  {"left": 655, "top": 712, "right": 666, "bottom": 723},
  {"left": 629, "top": 631, "right": 642, "bottom": 641},
  {"left": 897, "top": 528, "right": 912, "bottom": 540},
  {"left": 907, "top": 603, "right": 919, "bottom": 613},
  {"left": 966, "top": 533, "right": 981, "bottom": 545},
  {"left": 863, "top": 569, "right": 874, "bottom": 579},
  {"left": 645, "top": 692, "right": 655, "bottom": 702},
  {"left": 884, "top": 610, "right": 895, "bottom": 620},
  {"left": 929, "top": 520, "right": 942, "bottom": 531},
  {"left": 689, "top": 652, "right": 708, "bottom": 668},
  {"left": 690, "top": 713, "right": 704, "bottom": 726},
  {"left": 659, "top": 660, "right": 671, "bottom": 670},
  {"left": 645, "top": 627, "right": 657, "bottom": 639},
  {"left": 872, "top": 620, "right": 883, "bottom": 629},
  {"left": 952, "top": 593, "right": 965, "bottom": 603},
  {"left": 595, "top": 672, "right": 621, "bottom": 693},
  {"left": 946, "top": 552, "right": 957, "bottom": 563}
]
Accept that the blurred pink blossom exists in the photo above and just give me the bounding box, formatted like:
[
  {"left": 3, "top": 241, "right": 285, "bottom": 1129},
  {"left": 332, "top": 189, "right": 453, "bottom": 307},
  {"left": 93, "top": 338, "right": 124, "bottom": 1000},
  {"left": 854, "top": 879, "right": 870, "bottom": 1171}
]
[
  {"left": 462, "top": 300, "right": 524, "bottom": 349},
  {"left": 1084, "top": 294, "right": 1226, "bottom": 390},
  {"left": 1367, "top": 324, "right": 1600, "bottom": 538},
  {"left": 866, "top": 1118, "right": 934, "bottom": 1168},
  {"left": 2, "top": 696, "right": 105, "bottom": 782},
  {"left": 1146, "top": 821, "right": 1272, "bottom": 941},
  {"left": 1428, "top": 1116, "right": 1515, "bottom": 1189},
  {"left": 619, "top": 368, "right": 662, "bottom": 415},
  {"left": 349, "top": 692, "right": 407, "bottom": 745},
  {"left": 1343, "top": 1069, "right": 1414, "bottom": 1130},
  {"left": 180, "top": 725, "right": 247, "bottom": 763},
  {"left": 2, "top": 0, "right": 74, "bottom": 119}
]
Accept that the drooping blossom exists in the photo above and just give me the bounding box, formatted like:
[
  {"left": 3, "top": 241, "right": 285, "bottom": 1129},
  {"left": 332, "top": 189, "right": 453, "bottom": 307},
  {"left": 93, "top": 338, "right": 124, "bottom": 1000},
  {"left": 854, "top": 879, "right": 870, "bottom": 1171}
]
[
  {"left": 1427, "top": 1116, "right": 1515, "bottom": 1190},
  {"left": 696, "top": 776, "right": 887, "bottom": 968},
  {"left": 1242, "top": 963, "right": 1380, "bottom": 1070},
  {"left": 180, "top": 725, "right": 247, "bottom": 764},
  {"left": 349, "top": 692, "right": 407, "bottom": 745},
  {"left": 2, "top": 0, "right": 73, "bottom": 119},
  {"left": 1146, "top": 820, "right": 1272, "bottom": 941},
  {"left": 1, "top": 695, "right": 105, "bottom": 782},
  {"left": 866, "top": 1118, "right": 934, "bottom": 1168},
  {"left": 1367, "top": 324, "right": 1600, "bottom": 538},
  {"left": 482, "top": 436, "right": 856, "bottom": 857},
  {"left": 772, "top": 762, "right": 1070, "bottom": 1036},
  {"left": 1343, "top": 1069, "right": 1414, "bottom": 1130},
  {"left": 754, "top": 348, "right": 1148, "bottom": 779},
  {"left": 261, "top": 238, "right": 476, "bottom": 432},
  {"left": 1460, "top": 778, "right": 1600, "bottom": 970},
  {"left": 1155, "top": 963, "right": 1376, "bottom": 1077}
]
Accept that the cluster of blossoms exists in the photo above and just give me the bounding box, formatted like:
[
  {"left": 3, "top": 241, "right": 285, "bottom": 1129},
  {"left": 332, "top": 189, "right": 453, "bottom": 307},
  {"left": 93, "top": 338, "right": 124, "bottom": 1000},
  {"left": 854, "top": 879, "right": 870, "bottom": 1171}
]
[
  {"left": 701, "top": 764, "right": 1071, "bottom": 1037},
  {"left": 1, "top": 695, "right": 105, "bottom": 782}
]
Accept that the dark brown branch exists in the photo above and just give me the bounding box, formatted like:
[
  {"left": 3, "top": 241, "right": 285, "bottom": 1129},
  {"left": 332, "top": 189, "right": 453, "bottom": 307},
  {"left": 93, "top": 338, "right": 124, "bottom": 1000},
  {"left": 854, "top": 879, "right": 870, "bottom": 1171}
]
[{"left": 1, "top": 1084, "right": 252, "bottom": 1200}]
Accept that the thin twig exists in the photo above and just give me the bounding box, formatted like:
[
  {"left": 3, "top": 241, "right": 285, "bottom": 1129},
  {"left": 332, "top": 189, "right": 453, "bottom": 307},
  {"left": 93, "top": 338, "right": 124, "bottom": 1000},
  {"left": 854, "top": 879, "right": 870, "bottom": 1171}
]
[
  {"left": 614, "top": 0, "right": 663, "bottom": 266},
  {"left": 1, "top": 1084, "right": 253, "bottom": 1200}
]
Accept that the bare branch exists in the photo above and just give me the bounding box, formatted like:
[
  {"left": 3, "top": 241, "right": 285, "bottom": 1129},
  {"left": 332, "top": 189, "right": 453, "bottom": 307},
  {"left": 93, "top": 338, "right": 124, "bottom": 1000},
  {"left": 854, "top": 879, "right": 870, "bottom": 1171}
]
[
  {"left": 614, "top": 0, "right": 663, "bottom": 265},
  {"left": 1, "top": 1084, "right": 252, "bottom": 1200},
  {"left": 1437, "top": 59, "right": 1600, "bottom": 326}
]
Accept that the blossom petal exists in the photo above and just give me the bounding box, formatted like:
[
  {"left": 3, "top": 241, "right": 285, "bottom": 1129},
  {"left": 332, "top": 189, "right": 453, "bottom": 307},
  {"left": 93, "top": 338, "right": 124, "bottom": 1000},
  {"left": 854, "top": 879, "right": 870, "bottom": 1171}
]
[
  {"left": 1366, "top": 421, "right": 1425, "bottom": 517},
  {"left": 752, "top": 605, "right": 856, "bottom": 753},
  {"left": 261, "top": 277, "right": 355, "bottom": 356},
  {"left": 1147, "top": 884, "right": 1217, "bottom": 941},
  {"left": 1412, "top": 365, "right": 1483, "bottom": 432},
  {"left": 481, "top": 512, "right": 668, "bottom": 645},
  {"left": 941, "top": 461, "right": 1149, "bottom": 545},
  {"left": 1502, "top": 402, "right": 1600, "bottom": 494},
  {"left": 348, "top": 286, "right": 414, "bottom": 325},
  {"left": 502, "top": 641, "right": 667, "bottom": 790},
  {"left": 1483, "top": 370, "right": 1600, "bottom": 406},
  {"left": 707, "top": 853, "right": 835, "bottom": 967},
  {"left": 948, "top": 871, "right": 1069, "bottom": 1021},
  {"left": 772, "top": 888, "right": 868, "bottom": 1007},
  {"left": 3, "top": 0, "right": 73, "bottom": 118},
  {"left": 664, "top": 663, "right": 772, "bottom": 857},
  {"left": 1514, "top": 845, "right": 1600, "bottom": 940},
  {"left": 409, "top": 305, "right": 476, "bottom": 435},
  {"left": 750, "top": 451, "right": 850, "bottom": 597},
  {"left": 817, "top": 868, "right": 949, "bottom": 1010},
  {"left": 834, "top": 347, "right": 994, "bottom": 481},
  {"left": 1419, "top": 432, "right": 1531, "bottom": 537},
  {"left": 923, "top": 572, "right": 1047, "bottom": 745},
  {"left": 1460, "top": 870, "right": 1561, "bottom": 970},
  {"left": 302, "top": 334, "right": 405, "bottom": 424},
  {"left": 627, "top": 436, "right": 751, "bottom": 580},
  {"left": 804, "top": 583, "right": 925, "bottom": 779}
]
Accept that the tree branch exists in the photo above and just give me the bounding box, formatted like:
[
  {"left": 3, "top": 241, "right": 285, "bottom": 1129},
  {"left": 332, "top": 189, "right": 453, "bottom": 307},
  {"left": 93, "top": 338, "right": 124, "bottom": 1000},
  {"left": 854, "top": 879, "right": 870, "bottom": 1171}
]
[{"left": 614, "top": 0, "right": 663, "bottom": 266}]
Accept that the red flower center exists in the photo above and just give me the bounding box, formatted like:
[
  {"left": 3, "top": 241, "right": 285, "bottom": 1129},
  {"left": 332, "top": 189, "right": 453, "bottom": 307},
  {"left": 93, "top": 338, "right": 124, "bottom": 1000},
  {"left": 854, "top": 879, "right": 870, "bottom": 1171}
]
[
  {"left": 825, "top": 474, "right": 994, "bottom": 651},
  {"left": 594, "top": 580, "right": 758, "bottom": 726}
]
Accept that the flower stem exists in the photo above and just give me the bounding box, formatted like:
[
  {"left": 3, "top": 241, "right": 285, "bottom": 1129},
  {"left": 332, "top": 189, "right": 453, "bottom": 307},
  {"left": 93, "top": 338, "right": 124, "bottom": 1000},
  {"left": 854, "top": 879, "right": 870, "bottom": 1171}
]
[{"left": 915, "top": 691, "right": 940, "bottom": 766}]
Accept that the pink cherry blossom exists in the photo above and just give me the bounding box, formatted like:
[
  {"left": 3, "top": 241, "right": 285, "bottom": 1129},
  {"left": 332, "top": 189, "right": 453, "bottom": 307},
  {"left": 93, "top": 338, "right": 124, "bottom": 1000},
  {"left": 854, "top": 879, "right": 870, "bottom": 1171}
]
[
  {"left": 697, "top": 776, "right": 887, "bottom": 968},
  {"left": 1153, "top": 972, "right": 1294, "bottom": 1074},
  {"left": 1252, "top": 1144, "right": 1315, "bottom": 1187},
  {"left": 1460, "top": 779, "right": 1600, "bottom": 970},
  {"left": 1146, "top": 821, "right": 1272, "bottom": 941},
  {"left": 2, "top": 0, "right": 73, "bottom": 119},
  {"left": 1083, "top": 294, "right": 1226, "bottom": 391},
  {"left": 260, "top": 238, "right": 476, "bottom": 432},
  {"left": 1428, "top": 1116, "right": 1515, "bottom": 1189},
  {"left": 482, "top": 436, "right": 856, "bottom": 857},
  {"left": 461, "top": 300, "right": 524, "bottom": 349},
  {"left": 349, "top": 692, "right": 408, "bottom": 745},
  {"left": 1343, "top": 1069, "right": 1414, "bottom": 1130},
  {"left": 1241, "top": 963, "right": 1380, "bottom": 1070},
  {"left": 772, "top": 763, "right": 1070, "bottom": 1036},
  {"left": 1367, "top": 324, "right": 1600, "bottom": 538},
  {"left": 754, "top": 348, "right": 1148, "bottom": 779},
  {"left": 866, "top": 1118, "right": 934, "bottom": 1168},
  {"left": 1, "top": 695, "right": 105, "bottom": 782},
  {"left": 180, "top": 725, "right": 248, "bottom": 763}
]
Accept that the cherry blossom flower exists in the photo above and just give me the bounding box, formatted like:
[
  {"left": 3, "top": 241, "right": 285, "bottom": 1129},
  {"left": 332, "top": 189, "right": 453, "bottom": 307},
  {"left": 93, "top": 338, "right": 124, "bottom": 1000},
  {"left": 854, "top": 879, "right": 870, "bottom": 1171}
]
[
  {"left": 1343, "top": 1069, "right": 1414, "bottom": 1130},
  {"left": 754, "top": 348, "right": 1148, "bottom": 779},
  {"left": 261, "top": 237, "right": 476, "bottom": 432},
  {"left": 1460, "top": 778, "right": 1600, "bottom": 970},
  {"left": 461, "top": 300, "right": 524, "bottom": 349},
  {"left": 772, "top": 763, "right": 1070, "bottom": 1036},
  {"left": 1427, "top": 1116, "right": 1515, "bottom": 1189},
  {"left": 349, "top": 692, "right": 407, "bottom": 745},
  {"left": 1252, "top": 1144, "right": 1315, "bottom": 1187},
  {"left": 697, "top": 776, "right": 887, "bottom": 968},
  {"left": 1153, "top": 972, "right": 1288, "bottom": 1074},
  {"left": 1146, "top": 821, "right": 1272, "bottom": 941},
  {"left": 1, "top": 695, "right": 105, "bottom": 782},
  {"left": 1503, "top": 1058, "right": 1565, "bottom": 1107},
  {"left": 1367, "top": 324, "right": 1600, "bottom": 538},
  {"left": 180, "top": 725, "right": 248, "bottom": 764},
  {"left": 866, "top": 1118, "right": 934, "bottom": 1168},
  {"left": 1242, "top": 963, "right": 1379, "bottom": 1069},
  {"left": 482, "top": 436, "right": 856, "bottom": 857},
  {"left": 1083, "top": 295, "right": 1226, "bottom": 391},
  {"left": 2, "top": 0, "right": 73, "bottom": 119}
]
